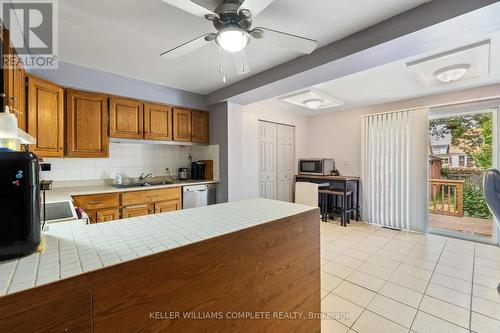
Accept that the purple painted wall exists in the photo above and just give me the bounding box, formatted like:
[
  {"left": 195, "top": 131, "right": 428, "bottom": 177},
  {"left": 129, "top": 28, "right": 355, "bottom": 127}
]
[{"left": 30, "top": 62, "right": 207, "bottom": 110}]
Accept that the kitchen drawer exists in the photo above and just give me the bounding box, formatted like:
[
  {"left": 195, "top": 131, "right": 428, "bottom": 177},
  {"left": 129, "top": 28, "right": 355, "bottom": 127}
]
[
  {"left": 121, "top": 187, "right": 181, "bottom": 206},
  {"left": 73, "top": 193, "right": 120, "bottom": 211}
]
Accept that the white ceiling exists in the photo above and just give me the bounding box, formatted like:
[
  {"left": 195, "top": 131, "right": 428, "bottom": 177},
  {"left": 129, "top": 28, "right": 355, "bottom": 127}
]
[
  {"left": 59, "top": 0, "right": 429, "bottom": 94},
  {"left": 265, "top": 31, "right": 500, "bottom": 116}
]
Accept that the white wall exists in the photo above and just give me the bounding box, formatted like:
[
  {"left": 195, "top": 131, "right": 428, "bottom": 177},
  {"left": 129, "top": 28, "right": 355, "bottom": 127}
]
[
  {"left": 225, "top": 84, "right": 500, "bottom": 205},
  {"left": 308, "top": 83, "right": 500, "bottom": 177},
  {"left": 227, "top": 102, "right": 310, "bottom": 201}
]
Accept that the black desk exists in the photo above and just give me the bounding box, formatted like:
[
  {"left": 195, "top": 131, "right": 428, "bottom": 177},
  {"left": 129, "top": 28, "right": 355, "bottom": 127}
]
[{"left": 295, "top": 175, "right": 361, "bottom": 221}]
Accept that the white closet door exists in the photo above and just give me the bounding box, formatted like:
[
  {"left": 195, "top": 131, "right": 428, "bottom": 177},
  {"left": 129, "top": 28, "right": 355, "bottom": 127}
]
[
  {"left": 277, "top": 125, "right": 295, "bottom": 202},
  {"left": 258, "top": 121, "right": 277, "bottom": 199}
]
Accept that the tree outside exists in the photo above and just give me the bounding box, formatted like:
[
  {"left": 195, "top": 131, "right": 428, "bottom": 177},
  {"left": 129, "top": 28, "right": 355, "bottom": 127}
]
[{"left": 429, "top": 113, "right": 493, "bottom": 219}]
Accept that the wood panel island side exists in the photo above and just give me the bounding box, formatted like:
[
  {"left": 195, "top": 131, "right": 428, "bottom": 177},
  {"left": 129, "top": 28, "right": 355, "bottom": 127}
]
[{"left": 0, "top": 199, "right": 320, "bottom": 333}]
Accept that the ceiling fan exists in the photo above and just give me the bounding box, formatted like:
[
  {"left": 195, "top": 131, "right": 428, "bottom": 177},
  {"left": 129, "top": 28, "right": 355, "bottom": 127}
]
[{"left": 160, "top": 0, "right": 318, "bottom": 78}]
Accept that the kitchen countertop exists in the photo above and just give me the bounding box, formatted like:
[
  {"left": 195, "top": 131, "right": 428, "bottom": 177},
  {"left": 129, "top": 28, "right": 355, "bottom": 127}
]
[
  {"left": 295, "top": 174, "right": 361, "bottom": 181},
  {"left": 0, "top": 198, "right": 316, "bottom": 296},
  {"left": 45, "top": 179, "right": 220, "bottom": 203}
]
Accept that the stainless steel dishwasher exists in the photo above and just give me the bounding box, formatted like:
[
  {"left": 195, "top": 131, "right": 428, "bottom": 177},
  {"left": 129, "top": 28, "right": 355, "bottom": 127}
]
[{"left": 183, "top": 184, "right": 217, "bottom": 209}]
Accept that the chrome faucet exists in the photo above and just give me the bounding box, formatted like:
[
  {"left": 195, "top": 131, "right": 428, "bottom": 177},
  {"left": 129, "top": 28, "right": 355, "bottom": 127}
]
[{"left": 139, "top": 173, "right": 153, "bottom": 182}]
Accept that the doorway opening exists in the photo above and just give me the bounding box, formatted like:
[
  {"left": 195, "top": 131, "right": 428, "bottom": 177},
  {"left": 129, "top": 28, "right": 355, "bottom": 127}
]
[
  {"left": 258, "top": 120, "right": 295, "bottom": 202},
  {"left": 428, "top": 107, "right": 496, "bottom": 241}
]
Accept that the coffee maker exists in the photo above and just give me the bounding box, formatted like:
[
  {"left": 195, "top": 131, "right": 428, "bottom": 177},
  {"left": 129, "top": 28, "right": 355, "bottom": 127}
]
[
  {"left": 0, "top": 152, "right": 42, "bottom": 260},
  {"left": 191, "top": 161, "right": 206, "bottom": 180}
]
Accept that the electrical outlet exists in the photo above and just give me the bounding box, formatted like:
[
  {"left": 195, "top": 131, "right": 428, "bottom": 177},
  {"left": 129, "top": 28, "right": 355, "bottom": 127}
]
[{"left": 40, "top": 163, "right": 51, "bottom": 171}]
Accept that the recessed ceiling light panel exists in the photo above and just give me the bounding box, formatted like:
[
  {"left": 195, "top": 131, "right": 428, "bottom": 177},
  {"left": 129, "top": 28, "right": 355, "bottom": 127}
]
[
  {"left": 434, "top": 64, "right": 471, "bottom": 83},
  {"left": 407, "top": 40, "right": 490, "bottom": 86},
  {"left": 280, "top": 89, "right": 344, "bottom": 111}
]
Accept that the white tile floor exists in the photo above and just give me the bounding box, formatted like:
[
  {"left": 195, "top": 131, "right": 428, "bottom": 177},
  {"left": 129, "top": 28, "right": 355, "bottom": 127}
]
[{"left": 320, "top": 220, "right": 500, "bottom": 333}]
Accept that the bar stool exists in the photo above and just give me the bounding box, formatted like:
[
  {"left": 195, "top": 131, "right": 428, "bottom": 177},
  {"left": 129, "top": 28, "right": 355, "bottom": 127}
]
[
  {"left": 317, "top": 183, "right": 330, "bottom": 222},
  {"left": 319, "top": 189, "right": 353, "bottom": 226}
]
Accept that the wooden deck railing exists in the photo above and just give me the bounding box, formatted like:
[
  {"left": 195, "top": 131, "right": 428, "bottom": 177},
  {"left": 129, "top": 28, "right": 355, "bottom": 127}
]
[{"left": 429, "top": 179, "right": 465, "bottom": 217}]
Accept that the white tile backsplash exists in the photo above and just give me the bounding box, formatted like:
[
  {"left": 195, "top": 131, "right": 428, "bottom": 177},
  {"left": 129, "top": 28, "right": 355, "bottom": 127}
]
[{"left": 42, "top": 143, "right": 219, "bottom": 181}]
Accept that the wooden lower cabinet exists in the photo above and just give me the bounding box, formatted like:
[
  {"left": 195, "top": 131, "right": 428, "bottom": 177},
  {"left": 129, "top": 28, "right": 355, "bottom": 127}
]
[
  {"left": 86, "top": 209, "right": 120, "bottom": 224},
  {"left": 96, "top": 209, "right": 120, "bottom": 223},
  {"left": 73, "top": 188, "right": 182, "bottom": 223},
  {"left": 73, "top": 193, "right": 120, "bottom": 224},
  {"left": 73, "top": 193, "right": 120, "bottom": 212},
  {"left": 0, "top": 209, "right": 320, "bottom": 333},
  {"left": 122, "top": 204, "right": 151, "bottom": 218},
  {"left": 121, "top": 188, "right": 181, "bottom": 207},
  {"left": 155, "top": 200, "right": 180, "bottom": 213}
]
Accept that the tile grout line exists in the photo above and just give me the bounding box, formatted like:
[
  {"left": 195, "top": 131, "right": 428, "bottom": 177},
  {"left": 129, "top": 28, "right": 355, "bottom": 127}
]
[
  {"left": 322, "top": 224, "right": 492, "bottom": 330},
  {"left": 408, "top": 237, "right": 448, "bottom": 331},
  {"left": 357, "top": 230, "right": 428, "bottom": 331},
  {"left": 334, "top": 226, "right": 423, "bottom": 331},
  {"left": 4, "top": 259, "right": 20, "bottom": 295},
  {"left": 325, "top": 233, "right": 468, "bottom": 330},
  {"left": 322, "top": 221, "right": 385, "bottom": 330},
  {"left": 321, "top": 224, "right": 499, "bottom": 331}
]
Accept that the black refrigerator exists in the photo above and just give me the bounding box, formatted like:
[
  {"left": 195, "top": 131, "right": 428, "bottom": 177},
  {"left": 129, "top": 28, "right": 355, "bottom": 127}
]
[{"left": 0, "top": 152, "right": 42, "bottom": 260}]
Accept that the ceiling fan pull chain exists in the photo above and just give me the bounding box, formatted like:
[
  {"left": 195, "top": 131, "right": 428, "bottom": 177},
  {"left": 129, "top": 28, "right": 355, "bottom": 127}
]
[
  {"left": 242, "top": 50, "right": 247, "bottom": 73},
  {"left": 219, "top": 45, "right": 227, "bottom": 83}
]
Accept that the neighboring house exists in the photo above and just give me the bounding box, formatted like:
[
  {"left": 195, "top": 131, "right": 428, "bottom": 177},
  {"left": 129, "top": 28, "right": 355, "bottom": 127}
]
[{"left": 429, "top": 130, "right": 473, "bottom": 167}]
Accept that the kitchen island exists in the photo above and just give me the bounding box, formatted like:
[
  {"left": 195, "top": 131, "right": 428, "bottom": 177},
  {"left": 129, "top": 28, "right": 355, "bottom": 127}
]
[{"left": 0, "top": 199, "right": 320, "bottom": 332}]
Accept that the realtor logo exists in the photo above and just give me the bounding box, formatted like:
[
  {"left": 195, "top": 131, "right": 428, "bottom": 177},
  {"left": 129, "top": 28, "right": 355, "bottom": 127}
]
[{"left": 1, "top": 0, "right": 58, "bottom": 68}]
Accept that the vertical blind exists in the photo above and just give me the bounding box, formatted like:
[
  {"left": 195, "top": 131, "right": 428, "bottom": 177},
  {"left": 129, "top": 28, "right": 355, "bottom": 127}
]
[{"left": 361, "top": 108, "right": 428, "bottom": 232}]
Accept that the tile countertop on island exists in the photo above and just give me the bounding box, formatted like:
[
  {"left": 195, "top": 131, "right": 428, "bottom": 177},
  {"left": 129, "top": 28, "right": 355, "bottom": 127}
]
[
  {"left": 0, "top": 198, "right": 317, "bottom": 296},
  {"left": 44, "top": 179, "right": 220, "bottom": 203}
]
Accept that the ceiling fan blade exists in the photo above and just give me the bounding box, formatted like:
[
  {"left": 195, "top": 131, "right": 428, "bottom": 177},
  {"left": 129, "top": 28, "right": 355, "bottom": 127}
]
[
  {"left": 161, "top": 34, "right": 213, "bottom": 59},
  {"left": 232, "top": 51, "right": 250, "bottom": 75},
  {"left": 254, "top": 27, "right": 318, "bottom": 54},
  {"left": 238, "top": 0, "right": 274, "bottom": 17},
  {"left": 162, "top": 0, "right": 218, "bottom": 18}
]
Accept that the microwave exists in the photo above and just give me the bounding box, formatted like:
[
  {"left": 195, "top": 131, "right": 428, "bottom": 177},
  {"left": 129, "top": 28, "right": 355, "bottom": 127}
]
[{"left": 298, "top": 158, "right": 335, "bottom": 176}]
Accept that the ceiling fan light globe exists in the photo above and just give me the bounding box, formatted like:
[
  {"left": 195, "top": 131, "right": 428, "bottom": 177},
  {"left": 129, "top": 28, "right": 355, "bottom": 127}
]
[{"left": 216, "top": 28, "right": 250, "bottom": 53}]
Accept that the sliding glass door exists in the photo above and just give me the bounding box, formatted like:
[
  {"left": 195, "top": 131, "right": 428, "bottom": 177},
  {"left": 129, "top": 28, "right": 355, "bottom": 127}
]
[{"left": 428, "top": 102, "right": 499, "bottom": 244}]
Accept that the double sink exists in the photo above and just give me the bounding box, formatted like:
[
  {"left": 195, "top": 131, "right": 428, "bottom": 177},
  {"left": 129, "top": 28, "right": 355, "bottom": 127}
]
[
  {"left": 113, "top": 176, "right": 176, "bottom": 189},
  {"left": 114, "top": 180, "right": 174, "bottom": 189}
]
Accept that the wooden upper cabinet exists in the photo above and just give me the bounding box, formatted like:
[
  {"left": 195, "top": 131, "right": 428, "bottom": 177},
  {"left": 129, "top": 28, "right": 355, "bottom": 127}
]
[
  {"left": 2, "top": 29, "right": 26, "bottom": 130},
  {"left": 12, "top": 58, "right": 26, "bottom": 130},
  {"left": 27, "top": 75, "right": 65, "bottom": 157},
  {"left": 66, "top": 90, "right": 109, "bottom": 158},
  {"left": 191, "top": 110, "right": 209, "bottom": 143},
  {"left": 173, "top": 108, "right": 192, "bottom": 142},
  {"left": 109, "top": 97, "right": 144, "bottom": 139},
  {"left": 144, "top": 103, "right": 172, "bottom": 141}
]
